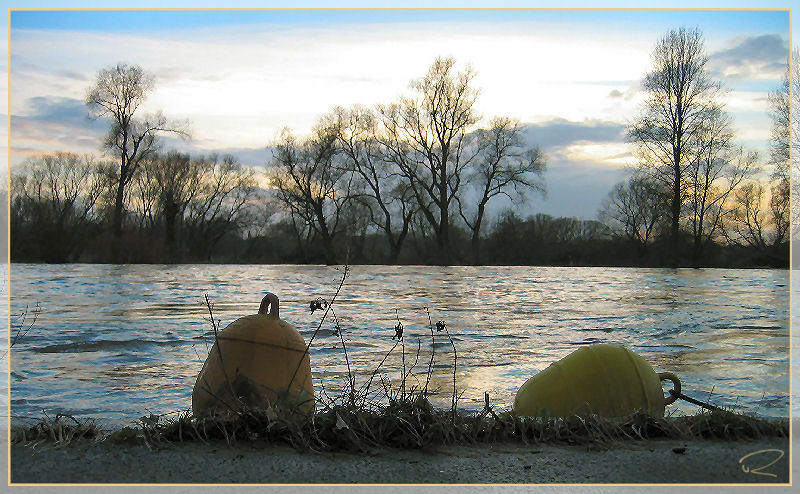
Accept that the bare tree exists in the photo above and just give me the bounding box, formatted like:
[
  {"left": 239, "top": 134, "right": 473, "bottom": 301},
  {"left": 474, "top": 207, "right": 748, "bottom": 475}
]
[
  {"left": 766, "top": 52, "right": 795, "bottom": 239},
  {"left": 768, "top": 64, "right": 790, "bottom": 180},
  {"left": 184, "top": 155, "right": 256, "bottom": 260},
  {"left": 579, "top": 220, "right": 613, "bottom": 242},
  {"left": 132, "top": 151, "right": 205, "bottom": 255},
  {"left": 333, "top": 105, "right": 416, "bottom": 263},
  {"left": 379, "top": 57, "right": 480, "bottom": 265},
  {"left": 86, "top": 62, "right": 189, "bottom": 239},
  {"left": 10, "top": 153, "right": 105, "bottom": 261},
  {"left": 769, "top": 177, "right": 790, "bottom": 246},
  {"left": 457, "top": 117, "right": 546, "bottom": 264},
  {"left": 130, "top": 157, "right": 161, "bottom": 232},
  {"left": 792, "top": 48, "right": 800, "bottom": 238},
  {"left": 270, "top": 126, "right": 356, "bottom": 264},
  {"left": 629, "top": 27, "right": 723, "bottom": 252},
  {"left": 727, "top": 182, "right": 772, "bottom": 249},
  {"left": 684, "top": 109, "right": 752, "bottom": 260},
  {"left": 599, "top": 173, "right": 666, "bottom": 254},
  {"left": 726, "top": 178, "right": 788, "bottom": 252}
]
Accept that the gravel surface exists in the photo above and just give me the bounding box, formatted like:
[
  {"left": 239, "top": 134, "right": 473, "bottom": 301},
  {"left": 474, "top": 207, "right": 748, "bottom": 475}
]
[{"left": 9, "top": 438, "right": 790, "bottom": 484}]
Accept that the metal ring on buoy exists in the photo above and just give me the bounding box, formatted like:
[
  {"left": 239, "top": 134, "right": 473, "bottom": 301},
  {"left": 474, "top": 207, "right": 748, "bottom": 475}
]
[{"left": 659, "top": 372, "right": 682, "bottom": 406}]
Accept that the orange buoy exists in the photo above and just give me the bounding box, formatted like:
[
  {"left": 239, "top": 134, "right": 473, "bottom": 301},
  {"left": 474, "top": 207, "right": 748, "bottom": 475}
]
[
  {"left": 513, "top": 344, "right": 678, "bottom": 418},
  {"left": 192, "top": 293, "right": 314, "bottom": 416}
]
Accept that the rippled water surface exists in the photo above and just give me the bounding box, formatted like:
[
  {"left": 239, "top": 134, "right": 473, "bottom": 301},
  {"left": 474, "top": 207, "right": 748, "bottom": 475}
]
[{"left": 8, "top": 263, "right": 791, "bottom": 426}]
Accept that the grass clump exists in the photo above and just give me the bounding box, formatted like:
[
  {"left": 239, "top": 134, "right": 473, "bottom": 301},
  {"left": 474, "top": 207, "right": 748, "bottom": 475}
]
[{"left": 11, "top": 413, "right": 104, "bottom": 447}]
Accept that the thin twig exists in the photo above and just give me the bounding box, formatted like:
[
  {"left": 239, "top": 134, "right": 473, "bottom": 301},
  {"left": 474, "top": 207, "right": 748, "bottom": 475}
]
[
  {"left": 443, "top": 323, "right": 458, "bottom": 414},
  {"left": 289, "top": 265, "right": 350, "bottom": 391},
  {"left": 402, "top": 338, "right": 423, "bottom": 392},
  {"left": 423, "top": 307, "right": 436, "bottom": 397},
  {"left": 331, "top": 308, "right": 355, "bottom": 406},
  {"left": 358, "top": 339, "right": 399, "bottom": 406},
  {"left": 1, "top": 303, "right": 42, "bottom": 359},
  {"left": 199, "top": 376, "right": 241, "bottom": 416},
  {"left": 203, "top": 294, "right": 238, "bottom": 409},
  {"left": 396, "top": 309, "right": 406, "bottom": 400}
]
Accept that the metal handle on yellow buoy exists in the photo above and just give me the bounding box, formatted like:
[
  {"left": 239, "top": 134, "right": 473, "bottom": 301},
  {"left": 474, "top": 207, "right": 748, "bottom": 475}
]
[
  {"left": 258, "top": 292, "right": 280, "bottom": 318},
  {"left": 659, "top": 372, "right": 681, "bottom": 406}
]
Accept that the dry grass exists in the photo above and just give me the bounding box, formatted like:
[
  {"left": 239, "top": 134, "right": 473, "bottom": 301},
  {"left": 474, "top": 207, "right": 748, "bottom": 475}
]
[
  {"left": 11, "top": 402, "right": 788, "bottom": 453},
  {"left": 11, "top": 413, "right": 104, "bottom": 447},
  {"left": 139, "top": 398, "right": 786, "bottom": 453}
]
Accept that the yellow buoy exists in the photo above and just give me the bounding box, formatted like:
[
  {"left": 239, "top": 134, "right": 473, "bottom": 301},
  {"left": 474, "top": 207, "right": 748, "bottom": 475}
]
[
  {"left": 513, "top": 344, "right": 678, "bottom": 418},
  {"left": 192, "top": 292, "right": 314, "bottom": 416}
]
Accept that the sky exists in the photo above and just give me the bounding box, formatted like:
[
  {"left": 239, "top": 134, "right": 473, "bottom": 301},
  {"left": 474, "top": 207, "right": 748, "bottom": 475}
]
[{"left": 2, "top": 3, "right": 795, "bottom": 220}]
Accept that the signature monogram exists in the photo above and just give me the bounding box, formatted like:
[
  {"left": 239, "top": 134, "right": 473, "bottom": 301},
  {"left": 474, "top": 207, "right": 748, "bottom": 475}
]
[{"left": 738, "top": 449, "right": 784, "bottom": 478}]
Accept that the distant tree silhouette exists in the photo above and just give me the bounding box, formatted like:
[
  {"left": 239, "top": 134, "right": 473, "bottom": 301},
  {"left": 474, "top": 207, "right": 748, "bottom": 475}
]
[
  {"left": 726, "top": 182, "right": 778, "bottom": 250},
  {"left": 684, "top": 109, "right": 752, "bottom": 261},
  {"left": 599, "top": 173, "right": 666, "bottom": 255},
  {"left": 765, "top": 54, "right": 793, "bottom": 240},
  {"left": 457, "top": 117, "right": 546, "bottom": 265},
  {"left": 270, "top": 126, "right": 356, "bottom": 264},
  {"left": 723, "top": 57, "right": 793, "bottom": 253},
  {"left": 183, "top": 154, "right": 256, "bottom": 261},
  {"left": 629, "top": 27, "right": 723, "bottom": 256},
  {"left": 331, "top": 105, "right": 417, "bottom": 264},
  {"left": 379, "top": 57, "right": 481, "bottom": 265},
  {"left": 10, "top": 153, "right": 105, "bottom": 262},
  {"left": 131, "top": 151, "right": 204, "bottom": 259},
  {"left": 85, "top": 62, "right": 189, "bottom": 241}
]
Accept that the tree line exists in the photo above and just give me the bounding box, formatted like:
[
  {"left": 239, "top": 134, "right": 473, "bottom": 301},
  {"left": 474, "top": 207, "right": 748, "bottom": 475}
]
[
  {"left": 600, "top": 27, "right": 790, "bottom": 267},
  {"left": 10, "top": 151, "right": 258, "bottom": 263},
  {"left": 9, "top": 27, "right": 791, "bottom": 267}
]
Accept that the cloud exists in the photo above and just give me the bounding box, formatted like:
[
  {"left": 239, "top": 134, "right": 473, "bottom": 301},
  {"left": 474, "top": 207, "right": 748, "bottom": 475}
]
[
  {"left": 709, "top": 34, "right": 789, "bottom": 81},
  {"left": 607, "top": 84, "right": 639, "bottom": 101},
  {"left": 10, "top": 96, "right": 107, "bottom": 163},
  {"left": 10, "top": 58, "right": 41, "bottom": 72},
  {"left": 57, "top": 69, "right": 89, "bottom": 81},
  {"left": 159, "top": 137, "right": 274, "bottom": 169},
  {"left": 10, "top": 20, "right": 655, "bottom": 150},
  {"left": 604, "top": 150, "right": 634, "bottom": 161},
  {"left": 521, "top": 118, "right": 627, "bottom": 150},
  {"left": 214, "top": 147, "right": 274, "bottom": 168},
  {"left": 504, "top": 118, "right": 633, "bottom": 218},
  {"left": 16, "top": 96, "right": 98, "bottom": 128},
  {"left": 8, "top": 94, "right": 277, "bottom": 169},
  {"left": 520, "top": 156, "right": 630, "bottom": 220}
]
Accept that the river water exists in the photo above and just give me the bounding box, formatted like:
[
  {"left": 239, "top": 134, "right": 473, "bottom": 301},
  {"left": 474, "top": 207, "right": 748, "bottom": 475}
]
[{"left": 5, "top": 263, "right": 791, "bottom": 427}]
